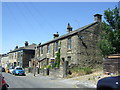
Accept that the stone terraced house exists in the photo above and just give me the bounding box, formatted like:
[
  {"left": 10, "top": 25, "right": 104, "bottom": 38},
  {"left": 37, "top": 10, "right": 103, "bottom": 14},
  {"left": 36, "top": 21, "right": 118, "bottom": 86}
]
[
  {"left": 8, "top": 41, "right": 36, "bottom": 68},
  {"left": 1, "top": 54, "right": 9, "bottom": 69},
  {"left": 34, "top": 14, "right": 103, "bottom": 77}
]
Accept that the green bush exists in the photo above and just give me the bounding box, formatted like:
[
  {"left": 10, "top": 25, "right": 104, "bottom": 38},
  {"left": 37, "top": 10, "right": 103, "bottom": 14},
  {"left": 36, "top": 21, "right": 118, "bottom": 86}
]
[
  {"left": 41, "top": 66, "right": 45, "bottom": 70},
  {"left": 70, "top": 67, "right": 92, "bottom": 75},
  {"left": 46, "top": 65, "right": 51, "bottom": 69},
  {"left": 83, "top": 67, "right": 92, "bottom": 74},
  {"left": 55, "top": 48, "right": 61, "bottom": 68},
  {"left": 52, "top": 63, "right": 56, "bottom": 69}
]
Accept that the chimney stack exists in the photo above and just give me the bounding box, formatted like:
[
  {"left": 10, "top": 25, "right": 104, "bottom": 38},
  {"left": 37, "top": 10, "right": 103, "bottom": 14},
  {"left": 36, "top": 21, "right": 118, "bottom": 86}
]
[
  {"left": 94, "top": 14, "right": 102, "bottom": 22},
  {"left": 39, "top": 43, "right": 41, "bottom": 46},
  {"left": 25, "top": 41, "right": 28, "bottom": 47},
  {"left": 67, "top": 23, "right": 72, "bottom": 33},
  {"left": 37, "top": 43, "right": 41, "bottom": 48},
  {"left": 15, "top": 46, "right": 18, "bottom": 49},
  {"left": 53, "top": 32, "right": 59, "bottom": 38}
]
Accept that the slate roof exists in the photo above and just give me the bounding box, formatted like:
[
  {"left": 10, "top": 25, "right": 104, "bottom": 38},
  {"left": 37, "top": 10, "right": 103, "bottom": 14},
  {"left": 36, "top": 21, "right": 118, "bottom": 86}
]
[
  {"left": 40, "top": 21, "right": 98, "bottom": 46},
  {"left": 8, "top": 43, "right": 36, "bottom": 53}
]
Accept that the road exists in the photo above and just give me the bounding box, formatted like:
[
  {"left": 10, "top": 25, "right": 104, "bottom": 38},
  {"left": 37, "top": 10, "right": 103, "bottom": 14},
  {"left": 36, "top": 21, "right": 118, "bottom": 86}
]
[{"left": 2, "top": 72, "right": 75, "bottom": 88}]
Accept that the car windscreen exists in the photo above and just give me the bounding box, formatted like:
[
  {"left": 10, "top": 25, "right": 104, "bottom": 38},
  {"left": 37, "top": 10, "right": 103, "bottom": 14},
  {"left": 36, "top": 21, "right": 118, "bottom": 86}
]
[
  {"left": 16, "top": 68, "right": 23, "bottom": 70},
  {"left": 10, "top": 67, "right": 14, "bottom": 69}
]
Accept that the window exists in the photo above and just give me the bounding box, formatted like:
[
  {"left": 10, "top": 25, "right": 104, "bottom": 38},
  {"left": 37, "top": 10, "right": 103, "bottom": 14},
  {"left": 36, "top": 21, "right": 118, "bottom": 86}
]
[
  {"left": 56, "top": 41, "right": 58, "bottom": 51},
  {"left": 68, "top": 37, "right": 72, "bottom": 49},
  {"left": 15, "top": 53, "right": 17, "bottom": 59},
  {"left": 14, "top": 62, "right": 16, "bottom": 67},
  {"left": 18, "top": 62, "right": 20, "bottom": 66},
  {"left": 20, "top": 55, "right": 22, "bottom": 57},
  {"left": 62, "top": 58, "right": 65, "bottom": 65},
  {"left": 38, "top": 48, "right": 40, "bottom": 56},
  {"left": 14, "top": 53, "right": 16, "bottom": 59},
  {"left": 41, "top": 46, "right": 43, "bottom": 54},
  {"left": 67, "top": 56, "right": 71, "bottom": 61},
  {"left": 47, "top": 44, "right": 50, "bottom": 53},
  {"left": 12, "top": 55, "right": 13, "bottom": 59},
  {"left": 46, "top": 58, "right": 49, "bottom": 65}
]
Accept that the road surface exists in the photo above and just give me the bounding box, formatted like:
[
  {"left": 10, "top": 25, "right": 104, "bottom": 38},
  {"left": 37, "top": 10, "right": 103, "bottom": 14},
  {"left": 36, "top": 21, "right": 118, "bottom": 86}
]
[{"left": 2, "top": 72, "right": 75, "bottom": 88}]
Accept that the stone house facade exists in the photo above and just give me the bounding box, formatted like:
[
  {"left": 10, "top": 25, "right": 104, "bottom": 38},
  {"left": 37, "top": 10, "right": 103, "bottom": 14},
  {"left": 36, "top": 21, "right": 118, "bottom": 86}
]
[
  {"left": 8, "top": 42, "right": 36, "bottom": 68},
  {"left": 35, "top": 14, "right": 103, "bottom": 77},
  {"left": 1, "top": 54, "right": 9, "bottom": 69}
]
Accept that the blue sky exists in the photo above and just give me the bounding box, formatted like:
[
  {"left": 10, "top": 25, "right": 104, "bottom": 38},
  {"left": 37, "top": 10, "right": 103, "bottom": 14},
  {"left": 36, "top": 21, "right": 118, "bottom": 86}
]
[{"left": 1, "top": 2, "right": 118, "bottom": 54}]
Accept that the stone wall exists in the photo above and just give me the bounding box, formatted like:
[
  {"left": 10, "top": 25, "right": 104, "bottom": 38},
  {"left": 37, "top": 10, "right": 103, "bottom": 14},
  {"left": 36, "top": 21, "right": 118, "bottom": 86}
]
[
  {"left": 60, "top": 35, "right": 78, "bottom": 65},
  {"left": 8, "top": 52, "right": 17, "bottom": 67},
  {"left": 35, "top": 22, "right": 103, "bottom": 77},
  {"left": 76, "top": 23, "right": 102, "bottom": 68},
  {"left": 103, "top": 54, "right": 120, "bottom": 74},
  {"left": 49, "top": 67, "right": 63, "bottom": 78},
  {"left": 104, "top": 58, "right": 120, "bottom": 74},
  {"left": 23, "top": 50, "right": 35, "bottom": 68}
]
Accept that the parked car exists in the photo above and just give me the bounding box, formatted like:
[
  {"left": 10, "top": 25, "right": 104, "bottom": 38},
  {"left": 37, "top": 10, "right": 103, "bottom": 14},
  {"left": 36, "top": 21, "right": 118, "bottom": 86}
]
[
  {"left": 13, "top": 67, "right": 25, "bottom": 76},
  {"left": 97, "top": 76, "right": 120, "bottom": 90},
  {"left": 9, "top": 67, "right": 14, "bottom": 74}
]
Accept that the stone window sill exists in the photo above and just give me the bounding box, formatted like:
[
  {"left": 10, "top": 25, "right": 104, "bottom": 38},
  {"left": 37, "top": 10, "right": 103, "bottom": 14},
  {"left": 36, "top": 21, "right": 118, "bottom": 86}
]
[{"left": 67, "top": 49, "right": 72, "bottom": 52}]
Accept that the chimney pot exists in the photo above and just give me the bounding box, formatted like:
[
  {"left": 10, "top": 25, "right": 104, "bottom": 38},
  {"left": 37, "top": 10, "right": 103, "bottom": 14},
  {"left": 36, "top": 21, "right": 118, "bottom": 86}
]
[
  {"left": 15, "top": 46, "right": 18, "bottom": 49},
  {"left": 94, "top": 14, "right": 102, "bottom": 22},
  {"left": 39, "top": 43, "right": 41, "bottom": 46},
  {"left": 25, "top": 41, "right": 28, "bottom": 46},
  {"left": 67, "top": 23, "right": 72, "bottom": 32},
  {"left": 53, "top": 32, "right": 59, "bottom": 38}
]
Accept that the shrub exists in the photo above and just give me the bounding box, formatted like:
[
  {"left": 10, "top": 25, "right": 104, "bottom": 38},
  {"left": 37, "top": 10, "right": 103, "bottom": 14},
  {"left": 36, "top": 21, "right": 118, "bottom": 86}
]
[
  {"left": 83, "top": 67, "right": 92, "bottom": 74},
  {"left": 70, "top": 67, "right": 92, "bottom": 75},
  {"left": 46, "top": 65, "right": 51, "bottom": 69},
  {"left": 41, "top": 66, "right": 45, "bottom": 70}
]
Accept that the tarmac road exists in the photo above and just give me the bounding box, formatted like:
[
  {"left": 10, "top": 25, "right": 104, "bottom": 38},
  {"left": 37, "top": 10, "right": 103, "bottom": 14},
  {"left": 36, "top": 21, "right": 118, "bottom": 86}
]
[
  {"left": 2, "top": 72, "right": 95, "bottom": 90},
  {"left": 2, "top": 72, "right": 74, "bottom": 88}
]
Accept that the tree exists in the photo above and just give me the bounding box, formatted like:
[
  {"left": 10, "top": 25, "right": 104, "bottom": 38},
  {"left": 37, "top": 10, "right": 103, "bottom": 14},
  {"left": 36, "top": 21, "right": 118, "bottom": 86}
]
[{"left": 99, "top": 7, "right": 120, "bottom": 57}]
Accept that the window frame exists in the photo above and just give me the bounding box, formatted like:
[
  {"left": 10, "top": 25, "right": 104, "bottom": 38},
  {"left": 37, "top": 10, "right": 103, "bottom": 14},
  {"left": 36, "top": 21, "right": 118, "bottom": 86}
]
[
  {"left": 67, "top": 37, "right": 72, "bottom": 50},
  {"left": 47, "top": 44, "right": 50, "bottom": 53},
  {"left": 41, "top": 46, "right": 43, "bottom": 54},
  {"left": 55, "top": 41, "right": 58, "bottom": 51}
]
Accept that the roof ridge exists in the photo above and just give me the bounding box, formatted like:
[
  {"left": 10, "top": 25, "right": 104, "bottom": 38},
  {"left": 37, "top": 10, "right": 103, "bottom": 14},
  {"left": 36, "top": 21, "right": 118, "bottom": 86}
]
[
  {"left": 40, "top": 22, "right": 98, "bottom": 46},
  {"left": 8, "top": 43, "right": 36, "bottom": 53}
]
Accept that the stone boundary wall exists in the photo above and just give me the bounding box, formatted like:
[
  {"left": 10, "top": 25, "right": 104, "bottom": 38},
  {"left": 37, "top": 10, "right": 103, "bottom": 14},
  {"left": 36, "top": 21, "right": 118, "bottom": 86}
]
[
  {"left": 49, "top": 67, "right": 63, "bottom": 78},
  {"left": 103, "top": 57, "right": 120, "bottom": 74}
]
